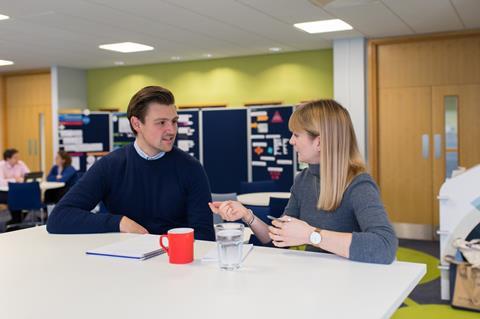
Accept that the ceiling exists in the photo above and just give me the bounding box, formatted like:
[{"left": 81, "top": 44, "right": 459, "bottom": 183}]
[{"left": 0, "top": 0, "right": 479, "bottom": 71}]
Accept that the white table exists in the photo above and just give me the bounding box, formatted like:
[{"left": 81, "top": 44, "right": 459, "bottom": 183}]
[
  {"left": 237, "top": 192, "right": 291, "bottom": 206},
  {"left": 0, "top": 227, "right": 425, "bottom": 319},
  {"left": 0, "top": 181, "right": 65, "bottom": 192}
]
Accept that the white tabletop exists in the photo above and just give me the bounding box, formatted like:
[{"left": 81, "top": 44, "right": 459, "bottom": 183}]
[
  {"left": 0, "top": 181, "right": 65, "bottom": 192},
  {"left": 0, "top": 227, "right": 425, "bottom": 319},
  {"left": 237, "top": 192, "right": 291, "bottom": 206}
]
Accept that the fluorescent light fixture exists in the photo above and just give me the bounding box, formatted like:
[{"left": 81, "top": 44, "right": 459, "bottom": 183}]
[
  {"left": 0, "top": 59, "right": 14, "bottom": 66},
  {"left": 269, "top": 47, "right": 282, "bottom": 52},
  {"left": 171, "top": 56, "right": 181, "bottom": 60},
  {"left": 114, "top": 61, "right": 125, "bottom": 65},
  {"left": 203, "top": 53, "right": 212, "bottom": 58},
  {"left": 99, "top": 42, "right": 154, "bottom": 53},
  {"left": 0, "top": 14, "right": 9, "bottom": 20},
  {"left": 294, "top": 19, "right": 352, "bottom": 34}
]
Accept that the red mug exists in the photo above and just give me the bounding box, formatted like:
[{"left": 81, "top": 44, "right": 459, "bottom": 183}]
[{"left": 159, "top": 228, "right": 194, "bottom": 264}]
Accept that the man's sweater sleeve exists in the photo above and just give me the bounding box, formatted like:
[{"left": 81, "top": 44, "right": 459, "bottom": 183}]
[
  {"left": 184, "top": 162, "right": 215, "bottom": 241},
  {"left": 46, "top": 158, "right": 122, "bottom": 234},
  {"left": 348, "top": 179, "right": 398, "bottom": 264}
]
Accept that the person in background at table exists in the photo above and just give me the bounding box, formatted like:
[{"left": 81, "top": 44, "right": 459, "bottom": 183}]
[
  {"left": 47, "top": 86, "right": 215, "bottom": 240},
  {"left": 0, "top": 148, "right": 30, "bottom": 188},
  {"left": 0, "top": 148, "right": 30, "bottom": 225},
  {"left": 210, "top": 100, "right": 398, "bottom": 264},
  {"left": 44, "top": 151, "right": 78, "bottom": 204}
]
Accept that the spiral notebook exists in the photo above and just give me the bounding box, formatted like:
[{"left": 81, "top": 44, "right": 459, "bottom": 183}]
[{"left": 86, "top": 234, "right": 165, "bottom": 260}]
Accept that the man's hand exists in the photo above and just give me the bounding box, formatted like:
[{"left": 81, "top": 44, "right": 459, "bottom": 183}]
[{"left": 119, "top": 216, "right": 149, "bottom": 234}]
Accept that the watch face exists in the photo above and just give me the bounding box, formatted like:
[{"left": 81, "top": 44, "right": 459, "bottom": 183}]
[{"left": 310, "top": 231, "right": 321, "bottom": 245}]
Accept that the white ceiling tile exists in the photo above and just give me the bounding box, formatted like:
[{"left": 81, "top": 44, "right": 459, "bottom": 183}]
[
  {"left": 324, "top": 1, "right": 413, "bottom": 37},
  {"left": 382, "top": 0, "right": 464, "bottom": 33},
  {"left": 452, "top": 0, "right": 480, "bottom": 29}
]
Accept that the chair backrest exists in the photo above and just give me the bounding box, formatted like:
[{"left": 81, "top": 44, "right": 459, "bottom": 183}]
[
  {"left": 211, "top": 192, "right": 237, "bottom": 202},
  {"left": 239, "top": 180, "right": 278, "bottom": 194},
  {"left": 7, "top": 182, "right": 42, "bottom": 211},
  {"left": 268, "top": 197, "right": 289, "bottom": 219},
  {"left": 210, "top": 193, "right": 237, "bottom": 224},
  {"left": 24, "top": 171, "right": 43, "bottom": 182}
]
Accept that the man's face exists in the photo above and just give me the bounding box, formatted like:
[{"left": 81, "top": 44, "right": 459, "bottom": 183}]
[
  {"left": 7, "top": 153, "right": 20, "bottom": 166},
  {"left": 132, "top": 102, "right": 178, "bottom": 153}
]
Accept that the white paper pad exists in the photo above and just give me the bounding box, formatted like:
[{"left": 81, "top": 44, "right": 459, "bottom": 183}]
[{"left": 86, "top": 234, "right": 165, "bottom": 260}]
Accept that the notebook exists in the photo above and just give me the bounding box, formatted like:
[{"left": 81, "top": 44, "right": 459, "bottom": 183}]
[
  {"left": 202, "top": 244, "right": 254, "bottom": 262},
  {"left": 86, "top": 234, "right": 165, "bottom": 260}
]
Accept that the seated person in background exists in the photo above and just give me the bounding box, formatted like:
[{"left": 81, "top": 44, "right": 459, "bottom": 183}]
[
  {"left": 0, "top": 148, "right": 30, "bottom": 187},
  {"left": 47, "top": 86, "right": 215, "bottom": 240},
  {"left": 210, "top": 100, "right": 398, "bottom": 264},
  {"left": 47, "top": 151, "right": 77, "bottom": 186},
  {"left": 44, "top": 151, "right": 78, "bottom": 204},
  {"left": 0, "top": 148, "right": 30, "bottom": 225}
]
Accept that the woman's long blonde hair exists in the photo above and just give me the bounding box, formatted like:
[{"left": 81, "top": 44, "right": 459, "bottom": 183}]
[{"left": 289, "top": 100, "right": 366, "bottom": 211}]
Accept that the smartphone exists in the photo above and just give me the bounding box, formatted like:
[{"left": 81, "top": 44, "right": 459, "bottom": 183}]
[{"left": 267, "top": 215, "right": 282, "bottom": 222}]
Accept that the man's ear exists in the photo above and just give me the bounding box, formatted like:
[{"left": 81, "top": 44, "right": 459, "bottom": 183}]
[{"left": 130, "top": 116, "right": 141, "bottom": 133}]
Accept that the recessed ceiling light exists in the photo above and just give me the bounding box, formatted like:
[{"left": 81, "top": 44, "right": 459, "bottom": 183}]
[
  {"left": 294, "top": 19, "right": 352, "bottom": 34},
  {"left": 0, "top": 14, "right": 9, "bottom": 21},
  {"left": 99, "top": 42, "right": 154, "bottom": 53},
  {"left": 114, "top": 61, "right": 125, "bottom": 65},
  {"left": 203, "top": 53, "right": 212, "bottom": 58},
  {"left": 0, "top": 59, "right": 14, "bottom": 66},
  {"left": 171, "top": 56, "right": 181, "bottom": 60},
  {"left": 269, "top": 47, "right": 282, "bottom": 52}
]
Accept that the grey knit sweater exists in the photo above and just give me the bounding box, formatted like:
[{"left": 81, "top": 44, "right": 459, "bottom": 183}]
[{"left": 284, "top": 164, "right": 398, "bottom": 264}]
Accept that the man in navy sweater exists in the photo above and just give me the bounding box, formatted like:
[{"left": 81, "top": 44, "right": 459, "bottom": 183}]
[{"left": 47, "top": 86, "right": 215, "bottom": 240}]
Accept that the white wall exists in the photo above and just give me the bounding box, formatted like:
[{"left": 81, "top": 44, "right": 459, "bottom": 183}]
[
  {"left": 50, "top": 66, "right": 88, "bottom": 163},
  {"left": 333, "top": 38, "right": 367, "bottom": 161}
]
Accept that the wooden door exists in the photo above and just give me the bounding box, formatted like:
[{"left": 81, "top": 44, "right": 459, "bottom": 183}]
[
  {"left": 378, "top": 87, "right": 434, "bottom": 239},
  {"left": 432, "top": 84, "right": 480, "bottom": 226},
  {"left": 5, "top": 73, "right": 52, "bottom": 172}
]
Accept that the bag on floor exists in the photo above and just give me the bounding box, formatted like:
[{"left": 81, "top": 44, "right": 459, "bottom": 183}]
[{"left": 445, "top": 238, "right": 480, "bottom": 312}]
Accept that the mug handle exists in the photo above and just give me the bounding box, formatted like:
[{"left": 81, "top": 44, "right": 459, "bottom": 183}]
[{"left": 159, "top": 235, "right": 169, "bottom": 254}]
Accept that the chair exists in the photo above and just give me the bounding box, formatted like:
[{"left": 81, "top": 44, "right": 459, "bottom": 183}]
[
  {"left": 239, "top": 180, "right": 278, "bottom": 194},
  {"left": 211, "top": 193, "right": 237, "bottom": 224},
  {"left": 6, "top": 182, "right": 44, "bottom": 230}
]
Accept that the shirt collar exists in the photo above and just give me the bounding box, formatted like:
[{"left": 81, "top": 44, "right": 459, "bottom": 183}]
[{"left": 133, "top": 141, "right": 165, "bottom": 161}]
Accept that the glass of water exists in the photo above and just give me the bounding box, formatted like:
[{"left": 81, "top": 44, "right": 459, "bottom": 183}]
[{"left": 214, "top": 223, "right": 244, "bottom": 270}]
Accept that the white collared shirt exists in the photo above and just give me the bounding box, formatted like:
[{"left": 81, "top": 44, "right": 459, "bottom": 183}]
[{"left": 133, "top": 140, "right": 165, "bottom": 160}]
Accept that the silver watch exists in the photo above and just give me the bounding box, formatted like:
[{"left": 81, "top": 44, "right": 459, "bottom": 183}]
[{"left": 309, "top": 229, "right": 322, "bottom": 245}]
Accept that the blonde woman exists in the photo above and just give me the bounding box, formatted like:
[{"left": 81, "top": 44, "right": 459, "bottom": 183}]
[{"left": 209, "top": 100, "right": 397, "bottom": 264}]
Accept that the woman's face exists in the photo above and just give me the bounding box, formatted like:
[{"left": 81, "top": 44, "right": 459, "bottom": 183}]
[
  {"left": 55, "top": 154, "right": 65, "bottom": 167},
  {"left": 289, "top": 130, "right": 320, "bottom": 164}
]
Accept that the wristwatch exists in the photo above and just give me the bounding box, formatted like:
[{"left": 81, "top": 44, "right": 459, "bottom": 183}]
[{"left": 309, "top": 228, "right": 322, "bottom": 245}]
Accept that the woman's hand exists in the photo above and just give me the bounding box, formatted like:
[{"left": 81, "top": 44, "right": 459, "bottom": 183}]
[
  {"left": 268, "top": 216, "right": 315, "bottom": 247},
  {"left": 208, "top": 201, "right": 250, "bottom": 222}
]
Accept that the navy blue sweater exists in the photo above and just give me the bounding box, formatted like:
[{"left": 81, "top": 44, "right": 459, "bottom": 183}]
[{"left": 47, "top": 144, "right": 215, "bottom": 240}]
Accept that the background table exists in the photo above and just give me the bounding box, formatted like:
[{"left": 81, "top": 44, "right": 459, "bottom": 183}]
[
  {"left": 0, "top": 227, "right": 425, "bottom": 319},
  {"left": 237, "top": 192, "right": 291, "bottom": 206},
  {"left": 0, "top": 181, "right": 65, "bottom": 192}
]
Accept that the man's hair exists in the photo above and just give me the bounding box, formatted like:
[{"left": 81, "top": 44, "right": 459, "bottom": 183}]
[
  {"left": 3, "top": 148, "right": 19, "bottom": 161},
  {"left": 127, "top": 86, "right": 175, "bottom": 135}
]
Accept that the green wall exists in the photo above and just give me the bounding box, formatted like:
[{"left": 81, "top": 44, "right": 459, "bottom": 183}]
[{"left": 87, "top": 49, "right": 333, "bottom": 110}]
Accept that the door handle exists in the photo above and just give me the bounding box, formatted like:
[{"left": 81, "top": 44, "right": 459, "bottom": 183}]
[
  {"left": 422, "top": 134, "right": 429, "bottom": 159},
  {"left": 434, "top": 134, "right": 441, "bottom": 159}
]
